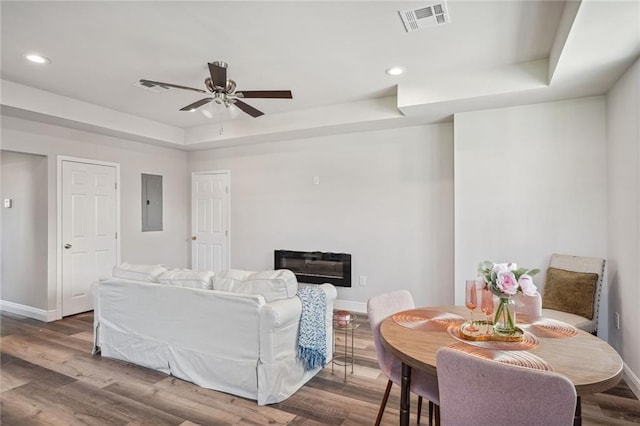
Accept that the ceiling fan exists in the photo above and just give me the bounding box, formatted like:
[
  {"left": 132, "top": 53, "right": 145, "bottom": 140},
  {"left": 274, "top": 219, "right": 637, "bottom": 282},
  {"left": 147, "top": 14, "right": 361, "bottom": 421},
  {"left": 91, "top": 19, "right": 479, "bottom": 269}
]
[{"left": 139, "top": 61, "right": 292, "bottom": 118}]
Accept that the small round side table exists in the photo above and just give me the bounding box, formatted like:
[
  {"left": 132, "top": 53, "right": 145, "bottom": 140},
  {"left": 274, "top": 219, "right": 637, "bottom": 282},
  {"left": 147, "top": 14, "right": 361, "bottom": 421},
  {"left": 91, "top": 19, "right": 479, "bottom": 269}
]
[{"left": 332, "top": 310, "right": 358, "bottom": 381}]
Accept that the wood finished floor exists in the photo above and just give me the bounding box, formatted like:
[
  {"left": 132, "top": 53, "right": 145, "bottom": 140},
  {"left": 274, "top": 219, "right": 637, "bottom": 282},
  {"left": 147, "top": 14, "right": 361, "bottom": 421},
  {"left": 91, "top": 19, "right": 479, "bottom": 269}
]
[{"left": 1, "top": 311, "right": 639, "bottom": 425}]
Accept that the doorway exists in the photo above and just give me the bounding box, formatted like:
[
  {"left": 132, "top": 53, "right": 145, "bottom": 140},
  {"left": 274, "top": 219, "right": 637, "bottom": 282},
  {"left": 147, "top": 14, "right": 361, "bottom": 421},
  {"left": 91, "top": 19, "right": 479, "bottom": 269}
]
[
  {"left": 191, "top": 171, "right": 230, "bottom": 272},
  {"left": 58, "top": 157, "right": 119, "bottom": 317}
]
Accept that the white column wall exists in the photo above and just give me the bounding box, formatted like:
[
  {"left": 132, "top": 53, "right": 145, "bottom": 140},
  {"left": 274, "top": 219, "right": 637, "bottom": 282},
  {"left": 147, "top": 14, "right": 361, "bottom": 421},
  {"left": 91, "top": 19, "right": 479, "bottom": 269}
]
[
  {"left": 606, "top": 58, "right": 640, "bottom": 394},
  {"left": 454, "top": 97, "right": 608, "bottom": 333},
  {"left": 188, "top": 124, "right": 454, "bottom": 310}
]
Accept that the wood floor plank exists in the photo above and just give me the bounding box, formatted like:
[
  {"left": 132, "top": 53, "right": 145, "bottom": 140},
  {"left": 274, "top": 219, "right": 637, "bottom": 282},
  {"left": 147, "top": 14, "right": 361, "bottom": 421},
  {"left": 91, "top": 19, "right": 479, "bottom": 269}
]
[
  {"left": 71, "top": 330, "right": 96, "bottom": 343},
  {"left": 53, "top": 354, "right": 169, "bottom": 389},
  {"left": 2, "top": 381, "right": 123, "bottom": 425},
  {"left": 153, "top": 377, "right": 297, "bottom": 425},
  {"left": 3, "top": 313, "right": 88, "bottom": 335},
  {"left": 271, "top": 385, "right": 349, "bottom": 424},
  {"left": 584, "top": 391, "right": 640, "bottom": 423},
  {"left": 0, "top": 356, "right": 75, "bottom": 392},
  {"left": 0, "top": 334, "right": 80, "bottom": 366},
  {"left": 58, "top": 380, "right": 184, "bottom": 425},
  {"left": 1, "top": 311, "right": 638, "bottom": 425},
  {"left": 104, "top": 381, "right": 244, "bottom": 425}
]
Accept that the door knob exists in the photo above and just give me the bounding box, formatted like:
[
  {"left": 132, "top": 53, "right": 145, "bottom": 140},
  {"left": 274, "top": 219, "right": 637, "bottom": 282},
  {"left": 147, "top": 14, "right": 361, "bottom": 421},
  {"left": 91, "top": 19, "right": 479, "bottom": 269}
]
[
  {"left": 191, "top": 236, "right": 197, "bottom": 240},
  {"left": 64, "top": 243, "right": 72, "bottom": 249}
]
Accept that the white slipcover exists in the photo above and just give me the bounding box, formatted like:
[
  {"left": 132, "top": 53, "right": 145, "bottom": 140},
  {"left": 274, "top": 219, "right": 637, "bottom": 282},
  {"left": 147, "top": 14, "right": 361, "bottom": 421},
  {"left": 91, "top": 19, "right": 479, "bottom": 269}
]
[
  {"left": 92, "top": 278, "right": 336, "bottom": 405},
  {"left": 213, "top": 269, "right": 298, "bottom": 302},
  {"left": 157, "top": 268, "right": 215, "bottom": 289},
  {"left": 112, "top": 262, "right": 167, "bottom": 282}
]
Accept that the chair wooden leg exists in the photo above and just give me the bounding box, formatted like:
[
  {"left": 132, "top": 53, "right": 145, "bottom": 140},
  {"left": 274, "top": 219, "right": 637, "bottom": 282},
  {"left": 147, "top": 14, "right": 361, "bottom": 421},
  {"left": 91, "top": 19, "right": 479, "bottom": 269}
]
[
  {"left": 428, "top": 401, "right": 434, "bottom": 426},
  {"left": 417, "top": 396, "right": 423, "bottom": 424},
  {"left": 434, "top": 404, "right": 440, "bottom": 426},
  {"left": 375, "top": 380, "right": 393, "bottom": 426}
]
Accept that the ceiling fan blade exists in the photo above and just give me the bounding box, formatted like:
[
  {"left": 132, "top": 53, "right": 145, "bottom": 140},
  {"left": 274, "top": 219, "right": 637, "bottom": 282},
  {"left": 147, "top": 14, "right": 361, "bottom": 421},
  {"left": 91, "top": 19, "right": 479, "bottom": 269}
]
[
  {"left": 237, "top": 90, "right": 293, "bottom": 99},
  {"left": 179, "top": 98, "right": 213, "bottom": 111},
  {"left": 208, "top": 62, "right": 227, "bottom": 89},
  {"left": 234, "top": 100, "right": 264, "bottom": 117},
  {"left": 139, "top": 79, "right": 206, "bottom": 93}
]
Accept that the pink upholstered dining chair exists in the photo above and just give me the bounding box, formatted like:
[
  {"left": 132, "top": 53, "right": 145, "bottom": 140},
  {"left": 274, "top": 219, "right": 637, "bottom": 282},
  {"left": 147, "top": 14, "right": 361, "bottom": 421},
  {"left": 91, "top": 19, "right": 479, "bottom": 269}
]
[
  {"left": 436, "top": 347, "right": 577, "bottom": 426},
  {"left": 367, "top": 290, "right": 440, "bottom": 426}
]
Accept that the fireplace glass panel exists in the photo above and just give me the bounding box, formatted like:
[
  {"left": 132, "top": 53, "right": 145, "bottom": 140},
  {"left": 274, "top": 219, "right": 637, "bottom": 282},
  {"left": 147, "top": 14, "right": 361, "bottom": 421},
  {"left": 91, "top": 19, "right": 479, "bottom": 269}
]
[{"left": 274, "top": 250, "right": 352, "bottom": 287}]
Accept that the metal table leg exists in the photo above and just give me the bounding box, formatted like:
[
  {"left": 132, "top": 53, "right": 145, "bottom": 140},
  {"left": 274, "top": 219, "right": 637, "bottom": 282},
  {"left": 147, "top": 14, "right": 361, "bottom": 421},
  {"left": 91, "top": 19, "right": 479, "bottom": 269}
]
[
  {"left": 574, "top": 396, "right": 582, "bottom": 426},
  {"left": 400, "top": 362, "right": 411, "bottom": 426}
]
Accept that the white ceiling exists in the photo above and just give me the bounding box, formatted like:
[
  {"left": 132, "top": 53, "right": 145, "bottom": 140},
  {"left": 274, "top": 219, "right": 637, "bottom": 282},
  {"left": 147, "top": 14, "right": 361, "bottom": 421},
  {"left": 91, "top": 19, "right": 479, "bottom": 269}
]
[{"left": 1, "top": 1, "right": 638, "bottom": 150}]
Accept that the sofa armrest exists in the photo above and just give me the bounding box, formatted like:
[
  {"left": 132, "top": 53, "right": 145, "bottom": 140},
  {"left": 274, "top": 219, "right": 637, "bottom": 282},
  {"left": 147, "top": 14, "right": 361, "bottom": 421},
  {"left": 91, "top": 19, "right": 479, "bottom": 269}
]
[
  {"left": 262, "top": 297, "right": 302, "bottom": 329},
  {"left": 259, "top": 284, "right": 337, "bottom": 364},
  {"left": 318, "top": 283, "right": 337, "bottom": 304}
]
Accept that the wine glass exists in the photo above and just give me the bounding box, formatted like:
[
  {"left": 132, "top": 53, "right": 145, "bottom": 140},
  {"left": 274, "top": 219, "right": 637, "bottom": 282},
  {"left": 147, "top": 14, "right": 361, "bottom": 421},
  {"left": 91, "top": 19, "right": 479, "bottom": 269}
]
[
  {"left": 465, "top": 280, "right": 479, "bottom": 332},
  {"left": 481, "top": 288, "right": 495, "bottom": 334}
]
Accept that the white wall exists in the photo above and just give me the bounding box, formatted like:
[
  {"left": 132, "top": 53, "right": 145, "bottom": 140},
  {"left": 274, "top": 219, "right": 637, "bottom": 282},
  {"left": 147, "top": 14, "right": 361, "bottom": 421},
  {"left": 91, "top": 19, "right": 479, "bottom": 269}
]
[
  {"left": 606, "top": 58, "right": 640, "bottom": 394},
  {"left": 0, "top": 116, "right": 189, "bottom": 316},
  {"left": 454, "top": 97, "right": 608, "bottom": 332},
  {"left": 188, "top": 124, "right": 454, "bottom": 311},
  {"left": 1, "top": 151, "right": 48, "bottom": 309}
]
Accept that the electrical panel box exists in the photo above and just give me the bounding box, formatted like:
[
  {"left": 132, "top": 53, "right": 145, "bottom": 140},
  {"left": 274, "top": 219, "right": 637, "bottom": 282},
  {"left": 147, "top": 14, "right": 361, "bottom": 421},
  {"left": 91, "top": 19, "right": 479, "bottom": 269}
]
[{"left": 141, "top": 174, "right": 163, "bottom": 232}]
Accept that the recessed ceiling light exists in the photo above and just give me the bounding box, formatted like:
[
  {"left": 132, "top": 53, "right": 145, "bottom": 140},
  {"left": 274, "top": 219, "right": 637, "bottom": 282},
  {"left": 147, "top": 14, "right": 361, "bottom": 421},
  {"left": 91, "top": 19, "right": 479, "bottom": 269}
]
[
  {"left": 24, "top": 53, "right": 51, "bottom": 64},
  {"left": 386, "top": 66, "right": 406, "bottom": 76}
]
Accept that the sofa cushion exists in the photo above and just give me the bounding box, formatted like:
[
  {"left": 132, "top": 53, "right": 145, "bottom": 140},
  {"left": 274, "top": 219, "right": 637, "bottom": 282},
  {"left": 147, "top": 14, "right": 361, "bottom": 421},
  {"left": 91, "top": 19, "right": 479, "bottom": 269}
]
[
  {"left": 542, "top": 267, "right": 598, "bottom": 320},
  {"left": 112, "top": 262, "right": 167, "bottom": 282},
  {"left": 213, "top": 269, "right": 298, "bottom": 302},
  {"left": 157, "top": 269, "right": 215, "bottom": 290}
]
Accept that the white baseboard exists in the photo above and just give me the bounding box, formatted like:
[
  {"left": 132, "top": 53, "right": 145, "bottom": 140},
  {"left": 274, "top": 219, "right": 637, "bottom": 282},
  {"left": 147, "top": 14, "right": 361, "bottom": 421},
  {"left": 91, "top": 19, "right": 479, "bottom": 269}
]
[
  {"left": 623, "top": 363, "right": 640, "bottom": 399},
  {"left": 0, "top": 300, "right": 57, "bottom": 322},
  {"left": 334, "top": 299, "right": 366, "bottom": 314}
]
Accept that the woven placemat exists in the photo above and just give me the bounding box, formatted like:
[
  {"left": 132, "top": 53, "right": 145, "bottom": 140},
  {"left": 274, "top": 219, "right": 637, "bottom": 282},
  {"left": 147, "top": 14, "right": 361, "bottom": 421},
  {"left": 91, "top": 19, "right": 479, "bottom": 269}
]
[
  {"left": 392, "top": 309, "right": 465, "bottom": 331},
  {"left": 447, "top": 342, "right": 553, "bottom": 371},
  {"left": 521, "top": 318, "right": 579, "bottom": 338}
]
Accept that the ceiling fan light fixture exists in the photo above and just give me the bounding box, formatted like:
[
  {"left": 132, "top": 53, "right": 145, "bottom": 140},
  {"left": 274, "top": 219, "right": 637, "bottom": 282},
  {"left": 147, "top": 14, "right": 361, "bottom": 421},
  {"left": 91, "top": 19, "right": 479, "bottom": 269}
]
[
  {"left": 227, "top": 103, "right": 241, "bottom": 119},
  {"left": 143, "top": 60, "right": 292, "bottom": 118},
  {"left": 24, "top": 53, "right": 50, "bottom": 64},
  {"left": 213, "top": 92, "right": 225, "bottom": 104}
]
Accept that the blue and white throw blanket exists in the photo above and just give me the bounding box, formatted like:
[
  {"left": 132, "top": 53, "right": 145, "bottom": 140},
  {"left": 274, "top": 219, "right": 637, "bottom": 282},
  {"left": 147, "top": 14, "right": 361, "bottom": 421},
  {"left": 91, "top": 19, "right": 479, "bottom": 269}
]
[{"left": 296, "top": 286, "right": 327, "bottom": 371}]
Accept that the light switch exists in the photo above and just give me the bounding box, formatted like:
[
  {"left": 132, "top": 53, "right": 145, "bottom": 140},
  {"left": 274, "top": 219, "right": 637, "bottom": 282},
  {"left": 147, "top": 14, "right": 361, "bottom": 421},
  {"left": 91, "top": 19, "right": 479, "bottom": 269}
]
[
  {"left": 3, "top": 198, "right": 12, "bottom": 208},
  {"left": 313, "top": 176, "right": 320, "bottom": 185}
]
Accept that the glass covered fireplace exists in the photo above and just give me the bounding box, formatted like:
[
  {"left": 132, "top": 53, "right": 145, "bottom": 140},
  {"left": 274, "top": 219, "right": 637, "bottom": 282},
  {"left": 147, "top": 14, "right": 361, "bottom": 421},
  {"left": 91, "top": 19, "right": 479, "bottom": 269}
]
[{"left": 274, "top": 250, "right": 352, "bottom": 287}]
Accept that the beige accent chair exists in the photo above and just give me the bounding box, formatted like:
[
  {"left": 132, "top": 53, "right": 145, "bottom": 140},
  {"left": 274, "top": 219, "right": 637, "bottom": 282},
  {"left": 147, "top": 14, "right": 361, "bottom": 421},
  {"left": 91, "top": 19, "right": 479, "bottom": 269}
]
[{"left": 541, "top": 254, "right": 605, "bottom": 335}]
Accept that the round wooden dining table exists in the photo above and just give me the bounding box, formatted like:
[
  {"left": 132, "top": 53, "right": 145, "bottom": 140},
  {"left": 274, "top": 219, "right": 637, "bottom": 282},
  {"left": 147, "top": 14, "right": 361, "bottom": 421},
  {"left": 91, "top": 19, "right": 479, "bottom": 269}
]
[{"left": 380, "top": 306, "right": 623, "bottom": 426}]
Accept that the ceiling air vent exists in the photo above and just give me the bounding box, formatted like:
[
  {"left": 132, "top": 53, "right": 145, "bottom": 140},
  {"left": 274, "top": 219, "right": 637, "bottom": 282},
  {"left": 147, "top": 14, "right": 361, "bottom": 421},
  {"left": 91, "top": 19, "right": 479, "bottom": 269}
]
[
  {"left": 398, "top": 2, "right": 450, "bottom": 32},
  {"left": 133, "top": 80, "right": 171, "bottom": 93}
]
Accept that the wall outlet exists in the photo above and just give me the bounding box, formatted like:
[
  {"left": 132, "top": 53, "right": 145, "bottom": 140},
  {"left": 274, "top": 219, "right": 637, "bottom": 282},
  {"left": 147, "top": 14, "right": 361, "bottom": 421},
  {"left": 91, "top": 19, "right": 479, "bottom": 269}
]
[
  {"left": 359, "top": 275, "right": 367, "bottom": 286},
  {"left": 615, "top": 312, "right": 620, "bottom": 330},
  {"left": 3, "top": 198, "right": 12, "bottom": 208}
]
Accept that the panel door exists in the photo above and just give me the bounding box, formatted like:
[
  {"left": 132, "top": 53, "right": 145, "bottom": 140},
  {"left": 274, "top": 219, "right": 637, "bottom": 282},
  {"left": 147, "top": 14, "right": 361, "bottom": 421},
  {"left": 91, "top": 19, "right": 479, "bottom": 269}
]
[
  {"left": 62, "top": 161, "right": 117, "bottom": 316},
  {"left": 191, "top": 172, "right": 229, "bottom": 272}
]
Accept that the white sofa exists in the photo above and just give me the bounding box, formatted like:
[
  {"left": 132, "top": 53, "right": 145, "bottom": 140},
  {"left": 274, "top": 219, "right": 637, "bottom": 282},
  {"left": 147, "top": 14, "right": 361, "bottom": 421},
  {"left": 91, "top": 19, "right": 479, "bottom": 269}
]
[{"left": 92, "top": 266, "right": 337, "bottom": 405}]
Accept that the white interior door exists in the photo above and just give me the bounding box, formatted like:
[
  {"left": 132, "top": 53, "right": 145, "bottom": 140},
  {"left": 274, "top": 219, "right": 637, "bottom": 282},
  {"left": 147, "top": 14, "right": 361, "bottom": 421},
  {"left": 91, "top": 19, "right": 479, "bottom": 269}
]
[
  {"left": 62, "top": 160, "right": 117, "bottom": 316},
  {"left": 191, "top": 172, "right": 230, "bottom": 272}
]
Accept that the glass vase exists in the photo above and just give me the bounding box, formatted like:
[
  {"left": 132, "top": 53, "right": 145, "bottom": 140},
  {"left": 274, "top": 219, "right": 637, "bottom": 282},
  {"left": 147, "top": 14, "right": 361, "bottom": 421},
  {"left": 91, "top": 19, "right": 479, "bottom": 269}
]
[{"left": 493, "top": 297, "right": 517, "bottom": 335}]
